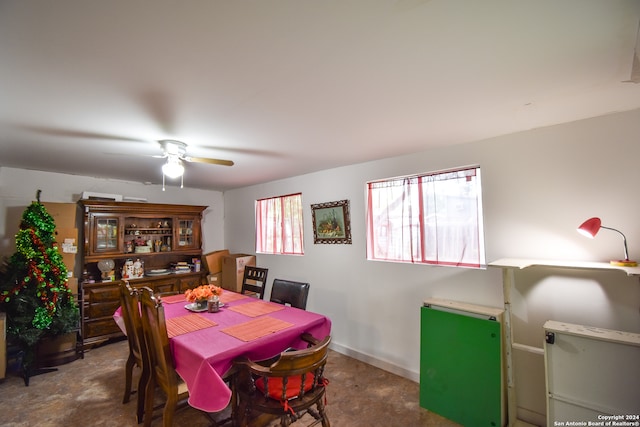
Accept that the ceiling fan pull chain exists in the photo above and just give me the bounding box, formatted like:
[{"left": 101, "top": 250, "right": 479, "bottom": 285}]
[{"left": 162, "top": 173, "right": 166, "bottom": 191}]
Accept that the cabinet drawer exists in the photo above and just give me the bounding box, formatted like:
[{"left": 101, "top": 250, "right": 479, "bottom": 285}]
[
  {"left": 83, "top": 318, "right": 121, "bottom": 339},
  {"left": 178, "top": 275, "right": 202, "bottom": 292},
  {"left": 155, "top": 281, "right": 176, "bottom": 294},
  {"left": 132, "top": 278, "right": 176, "bottom": 294},
  {"left": 85, "top": 284, "right": 119, "bottom": 303},
  {"left": 86, "top": 301, "right": 120, "bottom": 319}
]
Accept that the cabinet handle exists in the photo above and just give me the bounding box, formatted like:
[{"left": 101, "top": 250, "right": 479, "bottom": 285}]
[{"left": 545, "top": 331, "right": 555, "bottom": 344}]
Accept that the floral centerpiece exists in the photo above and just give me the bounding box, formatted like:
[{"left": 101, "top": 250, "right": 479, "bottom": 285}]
[{"left": 185, "top": 284, "right": 223, "bottom": 309}]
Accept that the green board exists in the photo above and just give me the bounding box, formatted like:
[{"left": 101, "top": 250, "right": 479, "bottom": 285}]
[{"left": 420, "top": 306, "right": 502, "bottom": 426}]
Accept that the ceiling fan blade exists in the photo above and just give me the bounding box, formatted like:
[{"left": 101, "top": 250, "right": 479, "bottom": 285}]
[
  {"left": 14, "top": 124, "right": 146, "bottom": 142},
  {"left": 185, "top": 156, "right": 234, "bottom": 167}
]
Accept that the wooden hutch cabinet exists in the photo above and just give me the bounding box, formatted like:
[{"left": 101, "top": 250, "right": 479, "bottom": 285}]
[{"left": 79, "top": 200, "right": 208, "bottom": 347}]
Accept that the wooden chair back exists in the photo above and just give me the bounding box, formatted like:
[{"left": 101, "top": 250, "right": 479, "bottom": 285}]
[
  {"left": 269, "top": 279, "right": 310, "bottom": 310},
  {"left": 138, "top": 286, "right": 187, "bottom": 427},
  {"left": 119, "top": 281, "right": 150, "bottom": 423},
  {"left": 119, "top": 281, "right": 144, "bottom": 369},
  {"left": 233, "top": 333, "right": 331, "bottom": 426},
  {"left": 240, "top": 266, "right": 269, "bottom": 299}
]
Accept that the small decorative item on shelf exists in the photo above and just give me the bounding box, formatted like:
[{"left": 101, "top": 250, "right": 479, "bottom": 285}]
[
  {"left": 174, "top": 261, "right": 191, "bottom": 273},
  {"left": 134, "top": 237, "right": 152, "bottom": 253},
  {"left": 185, "top": 284, "right": 223, "bottom": 311},
  {"left": 121, "top": 259, "right": 132, "bottom": 279},
  {"left": 132, "top": 258, "right": 144, "bottom": 278},
  {"left": 121, "top": 258, "right": 144, "bottom": 279},
  {"left": 97, "top": 259, "right": 115, "bottom": 282}
]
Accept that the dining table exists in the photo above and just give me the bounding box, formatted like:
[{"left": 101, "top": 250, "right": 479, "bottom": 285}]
[{"left": 113, "top": 290, "right": 332, "bottom": 413}]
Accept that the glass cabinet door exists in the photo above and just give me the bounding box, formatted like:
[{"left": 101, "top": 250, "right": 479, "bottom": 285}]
[
  {"left": 93, "top": 215, "right": 121, "bottom": 253},
  {"left": 177, "top": 218, "right": 196, "bottom": 249}
]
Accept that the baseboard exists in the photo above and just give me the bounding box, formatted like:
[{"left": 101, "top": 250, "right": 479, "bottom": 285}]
[
  {"left": 329, "top": 342, "right": 419, "bottom": 383},
  {"left": 516, "top": 407, "right": 545, "bottom": 427}
]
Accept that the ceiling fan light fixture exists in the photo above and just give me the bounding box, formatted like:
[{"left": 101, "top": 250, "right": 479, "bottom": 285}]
[
  {"left": 162, "top": 155, "right": 184, "bottom": 178},
  {"left": 160, "top": 139, "right": 187, "bottom": 157}
]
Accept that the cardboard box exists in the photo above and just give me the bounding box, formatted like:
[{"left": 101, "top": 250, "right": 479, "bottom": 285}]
[
  {"left": 204, "top": 249, "right": 230, "bottom": 274},
  {"left": 41, "top": 202, "right": 77, "bottom": 229},
  {"left": 221, "top": 254, "right": 256, "bottom": 292},
  {"left": 54, "top": 228, "right": 78, "bottom": 276},
  {"left": 67, "top": 277, "right": 78, "bottom": 295},
  {"left": 206, "top": 272, "right": 222, "bottom": 286},
  {"left": 41, "top": 203, "right": 79, "bottom": 276}
]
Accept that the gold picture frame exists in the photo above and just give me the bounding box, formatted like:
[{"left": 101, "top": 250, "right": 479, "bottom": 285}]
[{"left": 311, "top": 199, "right": 352, "bottom": 244}]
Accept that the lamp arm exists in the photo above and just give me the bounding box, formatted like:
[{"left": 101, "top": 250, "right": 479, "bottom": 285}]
[{"left": 600, "top": 225, "right": 631, "bottom": 260}]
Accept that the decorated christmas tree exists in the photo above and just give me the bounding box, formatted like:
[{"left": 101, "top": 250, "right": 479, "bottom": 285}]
[{"left": 0, "top": 191, "right": 80, "bottom": 380}]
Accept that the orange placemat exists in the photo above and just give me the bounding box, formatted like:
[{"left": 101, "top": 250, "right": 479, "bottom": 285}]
[
  {"left": 220, "top": 316, "right": 293, "bottom": 342},
  {"left": 166, "top": 314, "right": 217, "bottom": 338},
  {"left": 160, "top": 294, "right": 187, "bottom": 304},
  {"left": 228, "top": 301, "right": 285, "bottom": 317},
  {"left": 219, "top": 292, "right": 249, "bottom": 304}
]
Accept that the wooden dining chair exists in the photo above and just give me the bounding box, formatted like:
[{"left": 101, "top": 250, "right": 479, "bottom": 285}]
[
  {"left": 232, "top": 333, "right": 331, "bottom": 427},
  {"left": 240, "top": 266, "right": 269, "bottom": 299},
  {"left": 119, "top": 281, "right": 150, "bottom": 424},
  {"left": 138, "top": 286, "right": 191, "bottom": 427},
  {"left": 269, "top": 279, "right": 310, "bottom": 310}
]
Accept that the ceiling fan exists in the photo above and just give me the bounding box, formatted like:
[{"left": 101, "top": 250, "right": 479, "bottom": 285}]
[{"left": 156, "top": 140, "right": 234, "bottom": 190}]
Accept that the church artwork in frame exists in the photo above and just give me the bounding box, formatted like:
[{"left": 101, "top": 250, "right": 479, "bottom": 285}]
[{"left": 311, "top": 199, "right": 352, "bottom": 244}]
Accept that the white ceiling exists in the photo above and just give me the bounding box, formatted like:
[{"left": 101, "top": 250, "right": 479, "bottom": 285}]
[{"left": 1, "top": 1, "right": 639, "bottom": 191}]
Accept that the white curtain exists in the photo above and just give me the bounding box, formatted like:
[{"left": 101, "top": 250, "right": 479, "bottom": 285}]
[
  {"left": 366, "top": 167, "right": 485, "bottom": 268},
  {"left": 256, "top": 193, "right": 304, "bottom": 255}
]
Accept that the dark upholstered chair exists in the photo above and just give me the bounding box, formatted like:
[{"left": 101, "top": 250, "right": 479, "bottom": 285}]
[
  {"left": 138, "top": 287, "right": 190, "bottom": 427},
  {"left": 269, "top": 279, "right": 310, "bottom": 310},
  {"left": 119, "top": 281, "right": 150, "bottom": 424},
  {"left": 240, "top": 266, "right": 269, "bottom": 299},
  {"left": 232, "top": 333, "right": 331, "bottom": 427}
]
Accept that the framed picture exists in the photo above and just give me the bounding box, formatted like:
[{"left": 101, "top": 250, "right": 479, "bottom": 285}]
[{"left": 311, "top": 199, "right": 352, "bottom": 244}]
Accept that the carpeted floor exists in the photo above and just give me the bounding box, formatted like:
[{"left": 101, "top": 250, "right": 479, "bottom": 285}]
[{"left": 0, "top": 339, "right": 460, "bottom": 426}]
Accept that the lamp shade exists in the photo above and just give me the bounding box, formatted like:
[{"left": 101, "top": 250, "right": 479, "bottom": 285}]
[
  {"left": 577, "top": 217, "right": 601, "bottom": 238},
  {"left": 162, "top": 156, "right": 184, "bottom": 178},
  {"left": 576, "top": 216, "right": 637, "bottom": 267}
]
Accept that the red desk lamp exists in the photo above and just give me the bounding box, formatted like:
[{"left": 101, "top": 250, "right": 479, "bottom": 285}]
[{"left": 577, "top": 217, "right": 637, "bottom": 267}]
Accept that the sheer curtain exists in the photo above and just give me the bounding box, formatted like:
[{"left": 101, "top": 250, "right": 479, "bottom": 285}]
[
  {"left": 366, "top": 167, "right": 484, "bottom": 268},
  {"left": 256, "top": 193, "right": 304, "bottom": 255}
]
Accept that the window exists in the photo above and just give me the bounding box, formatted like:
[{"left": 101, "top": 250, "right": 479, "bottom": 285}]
[
  {"left": 366, "top": 166, "right": 485, "bottom": 268},
  {"left": 256, "top": 193, "right": 304, "bottom": 255}
]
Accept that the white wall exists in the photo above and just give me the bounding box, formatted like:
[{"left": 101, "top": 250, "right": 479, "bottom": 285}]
[
  {"left": 224, "top": 108, "right": 640, "bottom": 425},
  {"left": 2, "top": 109, "right": 639, "bottom": 425},
  {"left": 0, "top": 168, "right": 226, "bottom": 256}
]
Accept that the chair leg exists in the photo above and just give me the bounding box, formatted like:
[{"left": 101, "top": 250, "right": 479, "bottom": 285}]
[
  {"left": 317, "top": 399, "right": 330, "bottom": 427},
  {"left": 235, "top": 400, "right": 249, "bottom": 427},
  {"left": 143, "top": 378, "right": 156, "bottom": 427},
  {"left": 281, "top": 414, "right": 292, "bottom": 427},
  {"left": 162, "top": 392, "right": 178, "bottom": 427},
  {"left": 123, "top": 354, "right": 135, "bottom": 404},
  {"left": 136, "top": 365, "right": 150, "bottom": 424}
]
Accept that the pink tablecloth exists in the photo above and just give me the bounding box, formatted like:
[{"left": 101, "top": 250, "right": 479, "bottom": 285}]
[{"left": 115, "top": 292, "right": 331, "bottom": 413}]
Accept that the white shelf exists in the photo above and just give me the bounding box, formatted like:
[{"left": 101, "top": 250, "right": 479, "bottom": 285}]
[
  {"left": 489, "top": 258, "right": 640, "bottom": 277},
  {"left": 490, "top": 258, "right": 640, "bottom": 426},
  {"left": 544, "top": 320, "right": 640, "bottom": 347},
  {"left": 423, "top": 298, "right": 504, "bottom": 319}
]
